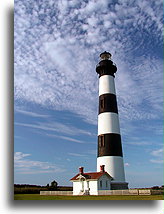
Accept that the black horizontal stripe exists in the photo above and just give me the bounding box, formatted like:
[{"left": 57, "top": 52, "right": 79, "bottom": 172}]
[
  {"left": 97, "top": 133, "right": 123, "bottom": 157},
  {"left": 99, "top": 93, "right": 118, "bottom": 114}
]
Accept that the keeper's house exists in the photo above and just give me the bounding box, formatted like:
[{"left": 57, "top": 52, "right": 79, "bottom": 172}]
[{"left": 70, "top": 165, "right": 112, "bottom": 195}]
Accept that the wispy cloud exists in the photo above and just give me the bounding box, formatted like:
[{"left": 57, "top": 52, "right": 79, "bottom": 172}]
[
  {"left": 150, "top": 148, "right": 163, "bottom": 164},
  {"left": 125, "top": 141, "right": 152, "bottom": 146},
  {"left": 14, "top": 0, "right": 163, "bottom": 187},
  {"left": 68, "top": 152, "right": 87, "bottom": 157},
  {"left": 15, "top": 108, "right": 49, "bottom": 118},
  {"left": 14, "top": 152, "right": 65, "bottom": 174},
  {"left": 14, "top": 0, "right": 163, "bottom": 126},
  {"left": 14, "top": 152, "right": 31, "bottom": 160},
  {"left": 15, "top": 121, "right": 93, "bottom": 137},
  {"left": 151, "top": 148, "right": 163, "bottom": 157},
  {"left": 87, "top": 149, "right": 97, "bottom": 155},
  {"left": 150, "top": 159, "right": 163, "bottom": 164},
  {"left": 47, "top": 134, "right": 85, "bottom": 144}
]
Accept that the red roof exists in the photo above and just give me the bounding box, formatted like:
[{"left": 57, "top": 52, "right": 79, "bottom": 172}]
[{"left": 70, "top": 172, "right": 112, "bottom": 181}]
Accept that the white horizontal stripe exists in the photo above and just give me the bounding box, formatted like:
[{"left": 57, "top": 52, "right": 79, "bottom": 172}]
[
  {"left": 97, "top": 156, "right": 125, "bottom": 182},
  {"left": 99, "top": 75, "right": 116, "bottom": 96},
  {"left": 98, "top": 112, "right": 120, "bottom": 135}
]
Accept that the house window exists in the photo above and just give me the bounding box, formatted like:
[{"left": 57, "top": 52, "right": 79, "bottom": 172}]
[
  {"left": 100, "top": 180, "right": 102, "bottom": 188},
  {"left": 106, "top": 180, "right": 108, "bottom": 188},
  {"left": 99, "top": 135, "right": 105, "bottom": 147}
]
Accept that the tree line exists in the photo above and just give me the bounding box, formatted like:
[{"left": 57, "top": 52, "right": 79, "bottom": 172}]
[{"left": 14, "top": 180, "right": 73, "bottom": 194}]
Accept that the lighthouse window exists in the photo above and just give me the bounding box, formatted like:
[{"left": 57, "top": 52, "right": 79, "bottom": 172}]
[
  {"left": 100, "top": 180, "right": 102, "bottom": 188},
  {"left": 99, "top": 135, "right": 105, "bottom": 147},
  {"left": 100, "top": 98, "right": 105, "bottom": 109}
]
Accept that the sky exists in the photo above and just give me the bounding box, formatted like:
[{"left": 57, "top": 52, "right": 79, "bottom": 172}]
[{"left": 14, "top": 0, "right": 163, "bottom": 188}]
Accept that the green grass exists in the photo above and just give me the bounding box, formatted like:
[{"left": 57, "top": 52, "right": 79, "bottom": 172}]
[{"left": 14, "top": 194, "right": 164, "bottom": 200}]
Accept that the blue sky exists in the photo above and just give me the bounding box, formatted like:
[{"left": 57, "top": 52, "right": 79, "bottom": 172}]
[{"left": 14, "top": 0, "right": 163, "bottom": 188}]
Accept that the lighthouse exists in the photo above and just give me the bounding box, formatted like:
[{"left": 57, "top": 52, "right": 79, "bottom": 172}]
[{"left": 96, "top": 51, "right": 128, "bottom": 190}]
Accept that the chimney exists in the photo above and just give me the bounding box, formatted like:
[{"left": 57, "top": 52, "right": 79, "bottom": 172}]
[
  {"left": 79, "top": 166, "right": 84, "bottom": 174},
  {"left": 100, "top": 165, "right": 105, "bottom": 172}
]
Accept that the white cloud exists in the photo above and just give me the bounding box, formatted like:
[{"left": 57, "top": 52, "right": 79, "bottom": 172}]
[
  {"left": 14, "top": 152, "right": 31, "bottom": 160},
  {"left": 125, "top": 141, "right": 152, "bottom": 146},
  {"left": 150, "top": 159, "right": 163, "bottom": 164},
  {"left": 151, "top": 148, "right": 163, "bottom": 157},
  {"left": 14, "top": 0, "right": 163, "bottom": 126},
  {"left": 46, "top": 134, "right": 85, "bottom": 144},
  {"left": 14, "top": 152, "right": 65, "bottom": 174},
  {"left": 125, "top": 163, "right": 130, "bottom": 167},
  {"left": 150, "top": 148, "right": 163, "bottom": 164},
  {"left": 87, "top": 149, "right": 97, "bottom": 155},
  {"left": 15, "top": 108, "right": 49, "bottom": 118},
  {"left": 15, "top": 121, "right": 93, "bottom": 137},
  {"left": 68, "top": 152, "right": 86, "bottom": 157},
  {"left": 14, "top": 0, "right": 163, "bottom": 187}
]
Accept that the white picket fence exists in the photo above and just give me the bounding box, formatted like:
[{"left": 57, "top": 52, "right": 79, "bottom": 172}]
[
  {"left": 40, "top": 189, "right": 152, "bottom": 196},
  {"left": 40, "top": 191, "right": 73, "bottom": 195},
  {"left": 98, "top": 189, "right": 151, "bottom": 195}
]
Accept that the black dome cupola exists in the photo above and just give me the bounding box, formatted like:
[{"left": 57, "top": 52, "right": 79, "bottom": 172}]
[{"left": 96, "top": 51, "right": 117, "bottom": 77}]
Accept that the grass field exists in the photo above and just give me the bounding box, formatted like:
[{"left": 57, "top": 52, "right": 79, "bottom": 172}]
[{"left": 14, "top": 194, "right": 164, "bottom": 200}]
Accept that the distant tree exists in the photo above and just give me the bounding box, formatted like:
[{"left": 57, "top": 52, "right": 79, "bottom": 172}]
[
  {"left": 151, "top": 186, "right": 160, "bottom": 190},
  {"left": 50, "top": 180, "right": 58, "bottom": 189},
  {"left": 160, "top": 185, "right": 164, "bottom": 189}
]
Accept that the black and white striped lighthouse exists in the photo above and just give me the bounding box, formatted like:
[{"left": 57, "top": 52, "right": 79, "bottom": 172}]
[{"left": 96, "top": 51, "right": 128, "bottom": 190}]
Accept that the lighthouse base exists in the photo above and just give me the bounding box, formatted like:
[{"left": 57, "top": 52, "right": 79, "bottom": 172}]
[{"left": 111, "top": 181, "right": 128, "bottom": 190}]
